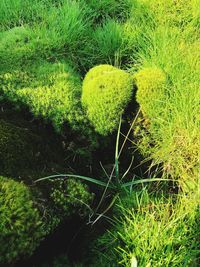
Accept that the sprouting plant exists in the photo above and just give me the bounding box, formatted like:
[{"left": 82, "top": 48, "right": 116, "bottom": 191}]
[{"left": 35, "top": 112, "right": 171, "bottom": 224}]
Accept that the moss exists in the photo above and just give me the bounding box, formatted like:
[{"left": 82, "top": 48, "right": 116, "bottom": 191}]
[
  {"left": 0, "top": 176, "right": 44, "bottom": 264},
  {"left": 82, "top": 64, "right": 133, "bottom": 135},
  {"left": 134, "top": 67, "right": 167, "bottom": 118},
  {"left": 17, "top": 62, "right": 84, "bottom": 130},
  {"left": 0, "top": 118, "right": 65, "bottom": 180},
  {"left": 0, "top": 60, "right": 91, "bottom": 132},
  {"left": 0, "top": 119, "right": 45, "bottom": 177},
  {"left": 49, "top": 178, "right": 94, "bottom": 217},
  {"left": 0, "top": 26, "right": 36, "bottom": 71}
]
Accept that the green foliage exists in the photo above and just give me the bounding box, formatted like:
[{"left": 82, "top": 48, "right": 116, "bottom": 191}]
[
  {"left": 130, "top": 1, "right": 200, "bottom": 189},
  {"left": 85, "top": 6, "right": 152, "bottom": 68},
  {"left": 0, "top": 0, "right": 48, "bottom": 30},
  {"left": 93, "top": 190, "right": 200, "bottom": 266},
  {"left": 50, "top": 178, "right": 94, "bottom": 217},
  {"left": 0, "top": 61, "right": 88, "bottom": 131},
  {"left": 17, "top": 62, "right": 84, "bottom": 130},
  {"left": 0, "top": 1, "right": 90, "bottom": 66},
  {"left": 87, "top": 20, "right": 123, "bottom": 67},
  {"left": 0, "top": 26, "right": 36, "bottom": 71},
  {"left": 0, "top": 176, "right": 44, "bottom": 264},
  {"left": 84, "top": 0, "right": 132, "bottom": 23},
  {"left": 82, "top": 65, "right": 133, "bottom": 135},
  {"left": 33, "top": 0, "right": 89, "bottom": 62},
  {"left": 0, "top": 119, "right": 43, "bottom": 177},
  {"left": 134, "top": 67, "right": 167, "bottom": 118}
]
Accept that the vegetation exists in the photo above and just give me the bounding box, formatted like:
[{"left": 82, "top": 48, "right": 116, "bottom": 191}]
[
  {"left": 0, "top": 119, "right": 44, "bottom": 177},
  {"left": 92, "top": 189, "right": 200, "bottom": 266},
  {"left": 134, "top": 67, "right": 166, "bottom": 118},
  {"left": 50, "top": 178, "right": 94, "bottom": 217},
  {"left": 0, "top": 0, "right": 200, "bottom": 266},
  {"left": 82, "top": 65, "right": 133, "bottom": 135},
  {"left": 0, "top": 176, "right": 44, "bottom": 264}
]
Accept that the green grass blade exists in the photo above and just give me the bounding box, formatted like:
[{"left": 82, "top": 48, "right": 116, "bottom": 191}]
[
  {"left": 115, "top": 117, "right": 121, "bottom": 180},
  {"left": 122, "top": 178, "right": 172, "bottom": 188},
  {"left": 35, "top": 174, "right": 114, "bottom": 188}
]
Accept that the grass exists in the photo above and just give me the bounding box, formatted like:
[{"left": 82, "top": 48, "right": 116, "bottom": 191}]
[
  {"left": 0, "top": 0, "right": 200, "bottom": 266},
  {"left": 93, "top": 188, "right": 200, "bottom": 267},
  {"left": 131, "top": 0, "right": 200, "bottom": 190}
]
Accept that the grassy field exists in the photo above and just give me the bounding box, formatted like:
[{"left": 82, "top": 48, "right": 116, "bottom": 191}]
[{"left": 0, "top": 0, "right": 200, "bottom": 266}]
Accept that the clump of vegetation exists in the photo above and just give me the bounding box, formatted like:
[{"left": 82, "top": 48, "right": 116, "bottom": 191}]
[
  {"left": 0, "top": 119, "right": 43, "bottom": 177},
  {"left": 33, "top": 0, "right": 89, "bottom": 63},
  {"left": 0, "top": 0, "right": 48, "bottom": 30},
  {"left": 84, "top": 0, "right": 132, "bottom": 24},
  {"left": 87, "top": 20, "right": 123, "bottom": 67},
  {"left": 50, "top": 178, "right": 94, "bottom": 217},
  {"left": 17, "top": 61, "right": 84, "bottom": 131},
  {"left": 131, "top": 1, "right": 200, "bottom": 190},
  {"left": 0, "top": 176, "right": 44, "bottom": 264},
  {"left": 93, "top": 190, "right": 200, "bottom": 266},
  {"left": 82, "top": 64, "right": 133, "bottom": 135},
  {"left": 0, "top": 61, "right": 88, "bottom": 131},
  {"left": 0, "top": 26, "right": 36, "bottom": 71},
  {"left": 134, "top": 67, "right": 166, "bottom": 118}
]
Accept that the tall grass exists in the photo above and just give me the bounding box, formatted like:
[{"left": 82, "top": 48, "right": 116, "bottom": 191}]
[
  {"left": 93, "top": 189, "right": 200, "bottom": 266},
  {"left": 0, "top": 0, "right": 49, "bottom": 30},
  {"left": 133, "top": 0, "right": 200, "bottom": 190}
]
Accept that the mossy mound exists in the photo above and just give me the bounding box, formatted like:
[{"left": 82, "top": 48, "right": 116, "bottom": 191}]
[
  {"left": 49, "top": 178, "right": 94, "bottom": 217},
  {"left": 0, "top": 119, "right": 47, "bottom": 178},
  {"left": 34, "top": 178, "right": 94, "bottom": 238},
  {"left": 82, "top": 64, "right": 133, "bottom": 135},
  {"left": 0, "top": 176, "right": 44, "bottom": 264},
  {"left": 0, "top": 26, "right": 36, "bottom": 71},
  {"left": 17, "top": 62, "right": 84, "bottom": 131},
  {"left": 134, "top": 67, "right": 166, "bottom": 118},
  {"left": 0, "top": 61, "right": 88, "bottom": 132}
]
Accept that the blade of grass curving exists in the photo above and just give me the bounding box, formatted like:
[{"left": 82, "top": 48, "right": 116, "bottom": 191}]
[
  {"left": 122, "top": 178, "right": 172, "bottom": 188},
  {"left": 92, "top": 193, "right": 119, "bottom": 225},
  {"left": 35, "top": 174, "right": 113, "bottom": 188},
  {"left": 115, "top": 116, "right": 122, "bottom": 181},
  {"left": 100, "top": 161, "right": 110, "bottom": 180},
  {"left": 95, "top": 117, "right": 122, "bottom": 214},
  {"left": 118, "top": 109, "right": 141, "bottom": 159},
  {"left": 121, "top": 156, "right": 134, "bottom": 181}
]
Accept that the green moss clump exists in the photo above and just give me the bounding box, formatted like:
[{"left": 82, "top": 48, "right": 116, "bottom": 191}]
[
  {"left": 82, "top": 64, "right": 133, "bottom": 135},
  {"left": 0, "top": 26, "right": 36, "bottom": 71},
  {"left": 50, "top": 178, "right": 94, "bottom": 217},
  {"left": 0, "top": 176, "right": 44, "bottom": 264},
  {"left": 134, "top": 67, "right": 167, "bottom": 118},
  {"left": 17, "top": 62, "right": 83, "bottom": 130},
  {"left": 0, "top": 61, "right": 88, "bottom": 131},
  {"left": 0, "top": 119, "right": 43, "bottom": 177}
]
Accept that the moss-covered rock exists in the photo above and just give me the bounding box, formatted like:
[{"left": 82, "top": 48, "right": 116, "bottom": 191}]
[
  {"left": 82, "top": 64, "right": 133, "bottom": 135},
  {"left": 0, "top": 176, "right": 44, "bottom": 264},
  {"left": 134, "top": 67, "right": 166, "bottom": 118}
]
